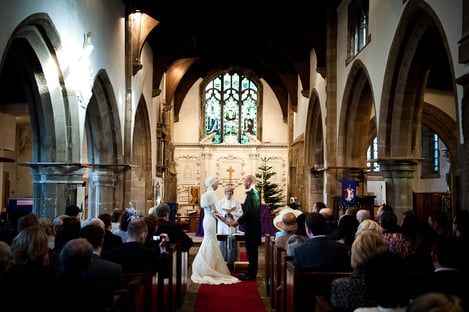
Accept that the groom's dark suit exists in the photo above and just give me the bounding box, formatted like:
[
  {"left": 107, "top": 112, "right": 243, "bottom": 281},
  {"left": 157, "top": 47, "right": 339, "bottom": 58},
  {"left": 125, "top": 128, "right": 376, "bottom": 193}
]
[{"left": 238, "top": 186, "right": 261, "bottom": 278}]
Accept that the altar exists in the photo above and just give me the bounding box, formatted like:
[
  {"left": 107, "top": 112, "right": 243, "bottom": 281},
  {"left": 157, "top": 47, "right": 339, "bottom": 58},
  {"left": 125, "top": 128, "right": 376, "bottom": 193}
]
[{"left": 195, "top": 203, "right": 275, "bottom": 237}]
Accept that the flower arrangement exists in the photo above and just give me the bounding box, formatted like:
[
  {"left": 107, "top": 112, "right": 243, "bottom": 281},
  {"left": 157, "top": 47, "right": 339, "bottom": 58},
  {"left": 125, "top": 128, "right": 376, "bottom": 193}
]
[{"left": 287, "top": 197, "right": 301, "bottom": 210}]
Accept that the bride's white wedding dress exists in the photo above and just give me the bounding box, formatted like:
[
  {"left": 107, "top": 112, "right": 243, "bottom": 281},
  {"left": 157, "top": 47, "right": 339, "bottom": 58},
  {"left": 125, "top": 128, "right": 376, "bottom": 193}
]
[{"left": 191, "top": 189, "right": 240, "bottom": 285}]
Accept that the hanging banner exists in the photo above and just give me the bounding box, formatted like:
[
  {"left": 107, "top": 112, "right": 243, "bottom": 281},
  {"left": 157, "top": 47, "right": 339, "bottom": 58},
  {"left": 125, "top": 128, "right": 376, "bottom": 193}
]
[{"left": 341, "top": 180, "right": 357, "bottom": 204}]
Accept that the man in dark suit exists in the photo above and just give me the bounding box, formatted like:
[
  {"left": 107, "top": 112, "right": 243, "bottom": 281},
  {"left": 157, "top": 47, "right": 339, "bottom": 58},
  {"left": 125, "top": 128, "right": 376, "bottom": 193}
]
[
  {"left": 230, "top": 174, "right": 261, "bottom": 281},
  {"left": 428, "top": 234, "right": 468, "bottom": 310},
  {"left": 98, "top": 213, "right": 123, "bottom": 252},
  {"left": 54, "top": 238, "right": 114, "bottom": 311},
  {"left": 154, "top": 202, "right": 194, "bottom": 252},
  {"left": 102, "top": 218, "right": 170, "bottom": 276},
  {"left": 293, "top": 212, "right": 351, "bottom": 272},
  {"left": 79, "top": 224, "right": 122, "bottom": 290}
]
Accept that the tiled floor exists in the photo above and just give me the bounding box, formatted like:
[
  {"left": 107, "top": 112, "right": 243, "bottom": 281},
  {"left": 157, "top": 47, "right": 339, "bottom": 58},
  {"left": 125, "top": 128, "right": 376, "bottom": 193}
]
[{"left": 178, "top": 235, "right": 272, "bottom": 312}]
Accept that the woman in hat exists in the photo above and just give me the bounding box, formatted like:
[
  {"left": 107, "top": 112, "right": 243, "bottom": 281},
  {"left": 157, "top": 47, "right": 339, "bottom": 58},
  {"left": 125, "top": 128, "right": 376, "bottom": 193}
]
[
  {"left": 273, "top": 207, "right": 303, "bottom": 239},
  {"left": 274, "top": 212, "right": 299, "bottom": 249},
  {"left": 191, "top": 176, "right": 240, "bottom": 285}
]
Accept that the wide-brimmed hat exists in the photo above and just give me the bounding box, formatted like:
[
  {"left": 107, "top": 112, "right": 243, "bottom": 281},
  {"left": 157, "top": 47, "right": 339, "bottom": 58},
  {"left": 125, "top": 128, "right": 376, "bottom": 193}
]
[
  {"left": 274, "top": 211, "right": 299, "bottom": 232},
  {"left": 273, "top": 207, "right": 302, "bottom": 230}
]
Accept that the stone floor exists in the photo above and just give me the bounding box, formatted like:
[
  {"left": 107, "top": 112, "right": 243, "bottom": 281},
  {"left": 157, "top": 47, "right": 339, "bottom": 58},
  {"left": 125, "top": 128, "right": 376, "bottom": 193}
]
[{"left": 177, "top": 236, "right": 272, "bottom": 312}]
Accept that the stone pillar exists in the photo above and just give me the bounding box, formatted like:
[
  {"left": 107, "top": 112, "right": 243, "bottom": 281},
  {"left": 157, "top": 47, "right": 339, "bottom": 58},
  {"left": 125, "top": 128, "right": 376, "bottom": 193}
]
[
  {"left": 309, "top": 170, "right": 325, "bottom": 212},
  {"left": 379, "top": 160, "right": 417, "bottom": 222},
  {"left": 29, "top": 164, "right": 85, "bottom": 220},
  {"left": 88, "top": 168, "right": 122, "bottom": 218}
]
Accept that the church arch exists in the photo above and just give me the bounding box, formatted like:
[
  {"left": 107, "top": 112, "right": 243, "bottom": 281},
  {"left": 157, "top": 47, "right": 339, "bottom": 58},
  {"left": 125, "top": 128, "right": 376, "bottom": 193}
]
[
  {"left": 131, "top": 97, "right": 153, "bottom": 213},
  {"left": 304, "top": 90, "right": 325, "bottom": 208},
  {"left": 0, "top": 14, "right": 82, "bottom": 218},
  {"left": 378, "top": 1, "right": 458, "bottom": 215},
  {"left": 379, "top": 1, "right": 457, "bottom": 159},
  {"left": 338, "top": 59, "right": 375, "bottom": 170},
  {"left": 85, "top": 70, "right": 124, "bottom": 217},
  {"left": 421, "top": 102, "right": 457, "bottom": 173},
  {"left": 0, "top": 14, "right": 81, "bottom": 163}
]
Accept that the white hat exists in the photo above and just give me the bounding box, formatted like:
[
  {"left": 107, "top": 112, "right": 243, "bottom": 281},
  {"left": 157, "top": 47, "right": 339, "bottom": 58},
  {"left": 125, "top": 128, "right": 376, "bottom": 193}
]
[
  {"left": 273, "top": 207, "right": 303, "bottom": 231},
  {"left": 204, "top": 176, "right": 218, "bottom": 188},
  {"left": 274, "top": 212, "right": 298, "bottom": 232}
]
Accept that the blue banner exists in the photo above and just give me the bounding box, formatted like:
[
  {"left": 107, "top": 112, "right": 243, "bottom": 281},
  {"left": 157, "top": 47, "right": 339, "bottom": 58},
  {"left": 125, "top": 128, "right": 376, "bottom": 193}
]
[{"left": 341, "top": 180, "right": 357, "bottom": 204}]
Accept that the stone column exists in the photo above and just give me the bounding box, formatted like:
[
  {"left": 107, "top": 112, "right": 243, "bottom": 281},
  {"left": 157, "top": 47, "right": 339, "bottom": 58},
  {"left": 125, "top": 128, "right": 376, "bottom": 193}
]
[
  {"left": 88, "top": 168, "right": 122, "bottom": 218},
  {"left": 309, "top": 169, "right": 325, "bottom": 212},
  {"left": 29, "top": 163, "right": 85, "bottom": 220},
  {"left": 379, "top": 160, "right": 417, "bottom": 221}
]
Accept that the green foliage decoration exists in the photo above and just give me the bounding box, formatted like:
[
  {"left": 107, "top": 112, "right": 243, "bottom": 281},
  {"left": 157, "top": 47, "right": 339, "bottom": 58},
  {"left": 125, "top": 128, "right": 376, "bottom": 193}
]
[{"left": 256, "top": 156, "right": 284, "bottom": 212}]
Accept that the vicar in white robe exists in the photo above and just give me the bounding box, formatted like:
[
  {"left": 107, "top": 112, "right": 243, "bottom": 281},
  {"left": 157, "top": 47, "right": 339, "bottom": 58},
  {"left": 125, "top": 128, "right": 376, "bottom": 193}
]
[{"left": 216, "top": 186, "right": 243, "bottom": 266}]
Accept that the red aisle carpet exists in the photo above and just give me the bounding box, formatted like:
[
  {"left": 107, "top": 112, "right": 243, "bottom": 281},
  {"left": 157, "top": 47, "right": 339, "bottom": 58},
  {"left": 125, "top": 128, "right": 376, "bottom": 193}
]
[
  {"left": 194, "top": 252, "right": 266, "bottom": 312},
  {"left": 195, "top": 277, "right": 266, "bottom": 312}
]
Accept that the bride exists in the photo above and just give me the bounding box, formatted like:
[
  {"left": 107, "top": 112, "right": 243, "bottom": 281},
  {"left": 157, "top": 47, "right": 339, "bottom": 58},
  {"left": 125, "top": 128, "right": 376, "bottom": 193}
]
[{"left": 191, "top": 176, "right": 240, "bottom": 284}]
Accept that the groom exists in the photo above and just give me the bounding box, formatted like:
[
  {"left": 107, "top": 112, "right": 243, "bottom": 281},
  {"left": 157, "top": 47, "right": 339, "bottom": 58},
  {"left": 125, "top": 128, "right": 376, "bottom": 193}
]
[{"left": 229, "top": 174, "right": 261, "bottom": 281}]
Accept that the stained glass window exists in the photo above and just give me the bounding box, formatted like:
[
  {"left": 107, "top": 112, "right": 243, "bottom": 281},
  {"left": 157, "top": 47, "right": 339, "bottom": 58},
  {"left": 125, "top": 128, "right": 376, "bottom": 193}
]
[
  {"left": 347, "top": 0, "right": 370, "bottom": 62},
  {"left": 204, "top": 72, "right": 258, "bottom": 144}
]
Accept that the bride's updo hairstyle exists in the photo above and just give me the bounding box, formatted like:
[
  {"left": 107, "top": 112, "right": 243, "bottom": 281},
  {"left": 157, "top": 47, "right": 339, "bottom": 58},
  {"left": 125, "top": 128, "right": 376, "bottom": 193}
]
[{"left": 205, "top": 176, "right": 218, "bottom": 188}]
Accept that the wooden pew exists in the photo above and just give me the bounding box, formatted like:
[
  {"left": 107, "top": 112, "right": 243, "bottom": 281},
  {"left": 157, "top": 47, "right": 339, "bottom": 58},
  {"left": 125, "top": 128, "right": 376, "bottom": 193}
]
[
  {"left": 176, "top": 242, "right": 189, "bottom": 309},
  {"left": 128, "top": 274, "right": 146, "bottom": 312},
  {"left": 264, "top": 233, "right": 272, "bottom": 297},
  {"left": 111, "top": 244, "right": 182, "bottom": 312},
  {"left": 273, "top": 245, "right": 286, "bottom": 311},
  {"left": 285, "top": 259, "right": 351, "bottom": 312},
  {"left": 158, "top": 243, "right": 177, "bottom": 312},
  {"left": 268, "top": 236, "right": 276, "bottom": 308},
  {"left": 115, "top": 272, "right": 153, "bottom": 312}
]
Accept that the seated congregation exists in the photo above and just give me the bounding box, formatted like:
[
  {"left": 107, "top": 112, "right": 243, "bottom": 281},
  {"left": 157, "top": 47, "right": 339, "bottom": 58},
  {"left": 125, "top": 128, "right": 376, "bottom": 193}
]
[
  {"left": 0, "top": 203, "right": 192, "bottom": 312},
  {"left": 266, "top": 204, "right": 469, "bottom": 312},
  {"left": 1, "top": 201, "right": 468, "bottom": 312}
]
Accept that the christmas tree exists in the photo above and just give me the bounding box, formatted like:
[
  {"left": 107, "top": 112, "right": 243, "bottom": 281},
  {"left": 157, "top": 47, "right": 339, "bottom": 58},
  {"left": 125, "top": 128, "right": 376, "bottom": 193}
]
[{"left": 256, "top": 156, "right": 284, "bottom": 212}]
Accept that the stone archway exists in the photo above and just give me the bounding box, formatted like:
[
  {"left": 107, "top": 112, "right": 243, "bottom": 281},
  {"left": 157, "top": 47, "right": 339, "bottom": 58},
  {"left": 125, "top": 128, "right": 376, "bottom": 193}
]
[
  {"left": 0, "top": 14, "right": 82, "bottom": 219},
  {"left": 131, "top": 98, "right": 153, "bottom": 213},
  {"left": 85, "top": 70, "right": 124, "bottom": 218},
  {"left": 379, "top": 1, "right": 458, "bottom": 218},
  {"left": 337, "top": 60, "right": 375, "bottom": 199},
  {"left": 304, "top": 91, "right": 325, "bottom": 210}
]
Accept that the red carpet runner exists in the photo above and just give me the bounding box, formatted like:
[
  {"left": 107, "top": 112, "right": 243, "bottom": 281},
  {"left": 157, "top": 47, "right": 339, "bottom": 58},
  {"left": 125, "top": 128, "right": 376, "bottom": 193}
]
[
  {"left": 194, "top": 252, "right": 267, "bottom": 312},
  {"left": 195, "top": 277, "right": 266, "bottom": 311}
]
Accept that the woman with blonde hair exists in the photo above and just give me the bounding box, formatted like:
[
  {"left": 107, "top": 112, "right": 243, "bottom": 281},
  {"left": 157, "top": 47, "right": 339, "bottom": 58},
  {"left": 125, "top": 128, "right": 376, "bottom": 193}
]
[
  {"left": 10, "top": 225, "right": 50, "bottom": 267},
  {"left": 355, "top": 219, "right": 383, "bottom": 237},
  {"left": 331, "top": 231, "right": 387, "bottom": 311},
  {"left": 1, "top": 226, "right": 55, "bottom": 311}
]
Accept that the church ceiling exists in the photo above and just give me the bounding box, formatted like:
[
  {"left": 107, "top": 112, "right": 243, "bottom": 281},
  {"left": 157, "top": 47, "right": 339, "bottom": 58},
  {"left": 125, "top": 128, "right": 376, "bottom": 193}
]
[{"left": 123, "top": 0, "right": 341, "bottom": 118}]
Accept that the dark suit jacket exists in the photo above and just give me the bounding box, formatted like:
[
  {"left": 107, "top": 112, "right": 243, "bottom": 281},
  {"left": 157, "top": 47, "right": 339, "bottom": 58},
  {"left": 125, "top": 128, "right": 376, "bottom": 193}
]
[
  {"left": 102, "top": 241, "right": 169, "bottom": 275},
  {"left": 52, "top": 271, "right": 114, "bottom": 312},
  {"left": 84, "top": 253, "right": 122, "bottom": 290},
  {"left": 102, "top": 229, "right": 123, "bottom": 252},
  {"left": 430, "top": 269, "right": 468, "bottom": 306},
  {"left": 293, "top": 236, "right": 351, "bottom": 271},
  {"left": 155, "top": 219, "right": 194, "bottom": 251},
  {"left": 238, "top": 188, "right": 262, "bottom": 245}
]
